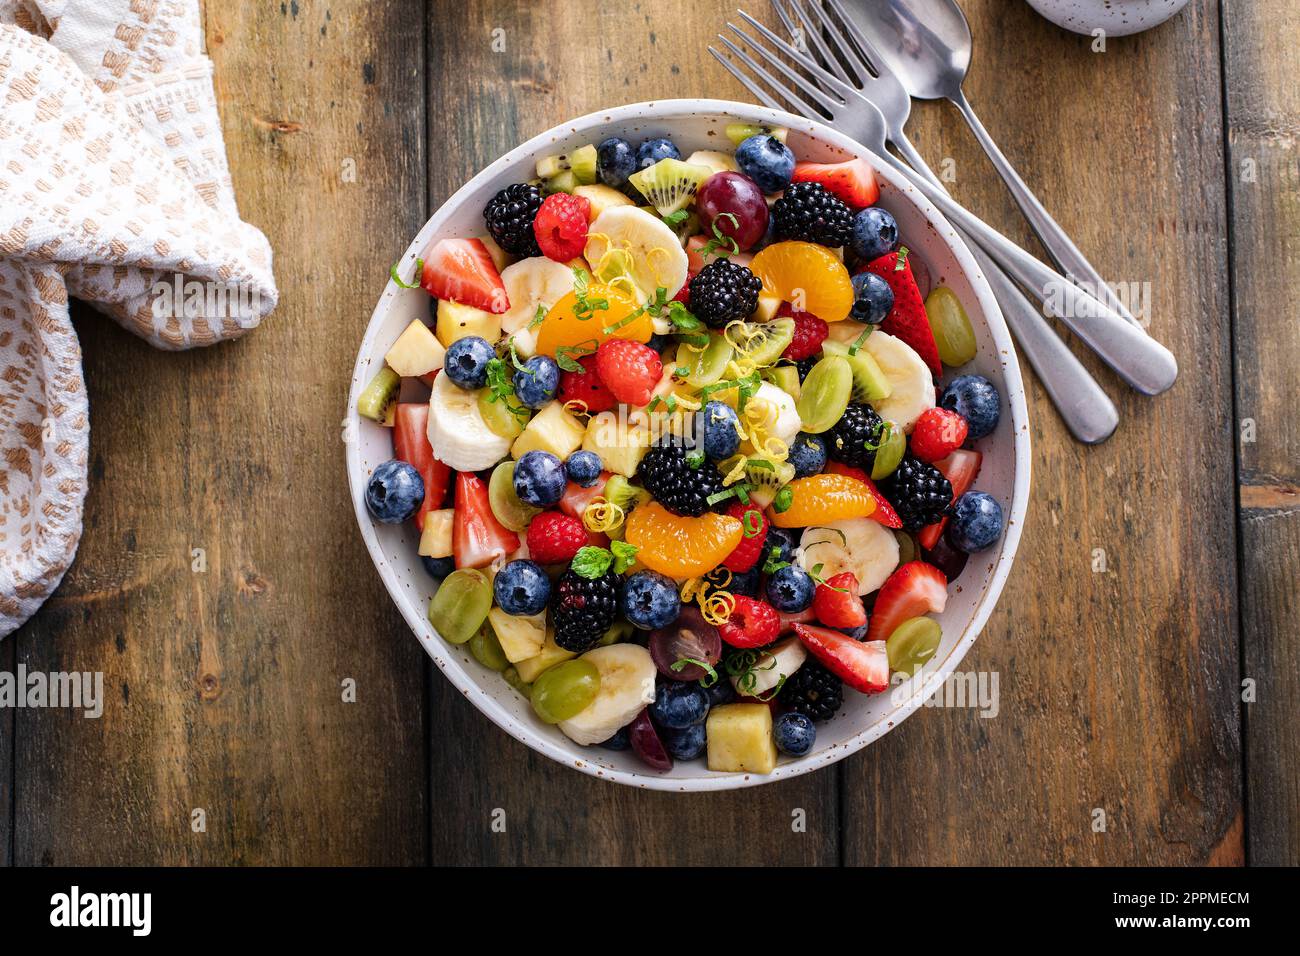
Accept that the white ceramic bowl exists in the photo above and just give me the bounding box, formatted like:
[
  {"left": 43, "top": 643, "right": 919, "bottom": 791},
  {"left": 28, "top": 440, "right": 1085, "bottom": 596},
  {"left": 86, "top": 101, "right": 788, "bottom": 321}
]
[{"left": 346, "top": 99, "right": 1030, "bottom": 791}]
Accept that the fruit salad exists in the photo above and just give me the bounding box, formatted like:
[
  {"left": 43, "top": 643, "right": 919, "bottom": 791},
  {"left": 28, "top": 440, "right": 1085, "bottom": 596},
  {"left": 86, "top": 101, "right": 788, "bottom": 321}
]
[{"left": 357, "top": 122, "right": 1007, "bottom": 775}]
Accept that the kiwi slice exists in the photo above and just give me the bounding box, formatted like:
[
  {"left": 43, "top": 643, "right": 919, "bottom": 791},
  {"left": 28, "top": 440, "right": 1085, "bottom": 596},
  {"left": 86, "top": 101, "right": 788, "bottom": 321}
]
[
  {"left": 725, "top": 123, "right": 788, "bottom": 146},
  {"left": 742, "top": 456, "right": 795, "bottom": 508},
  {"left": 795, "top": 355, "right": 853, "bottom": 433},
  {"left": 681, "top": 332, "right": 734, "bottom": 387},
  {"left": 822, "top": 340, "right": 892, "bottom": 402},
  {"left": 628, "top": 158, "right": 712, "bottom": 217},
  {"left": 728, "top": 317, "right": 794, "bottom": 367},
  {"left": 536, "top": 144, "right": 598, "bottom": 185},
  {"left": 357, "top": 366, "right": 400, "bottom": 424},
  {"left": 543, "top": 170, "right": 579, "bottom": 195}
]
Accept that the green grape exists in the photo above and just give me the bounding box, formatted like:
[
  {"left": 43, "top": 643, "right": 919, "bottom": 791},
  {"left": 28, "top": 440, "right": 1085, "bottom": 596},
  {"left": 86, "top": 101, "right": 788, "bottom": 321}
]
[
  {"left": 794, "top": 355, "right": 852, "bottom": 433},
  {"left": 478, "top": 388, "right": 530, "bottom": 440},
  {"left": 925, "top": 286, "right": 977, "bottom": 368},
  {"left": 886, "top": 616, "right": 942, "bottom": 676},
  {"left": 488, "top": 460, "right": 541, "bottom": 532},
  {"left": 470, "top": 625, "right": 510, "bottom": 672},
  {"left": 600, "top": 619, "right": 635, "bottom": 646},
  {"left": 894, "top": 529, "right": 918, "bottom": 566},
  {"left": 428, "top": 568, "right": 492, "bottom": 644},
  {"left": 530, "top": 659, "right": 601, "bottom": 723},
  {"left": 503, "top": 666, "right": 533, "bottom": 700},
  {"left": 870, "top": 422, "right": 906, "bottom": 480},
  {"left": 682, "top": 332, "right": 734, "bottom": 387}
]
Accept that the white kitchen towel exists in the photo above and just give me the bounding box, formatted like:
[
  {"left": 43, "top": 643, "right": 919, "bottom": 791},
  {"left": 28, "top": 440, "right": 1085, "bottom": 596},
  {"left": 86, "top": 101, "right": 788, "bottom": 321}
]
[{"left": 0, "top": 0, "right": 276, "bottom": 635}]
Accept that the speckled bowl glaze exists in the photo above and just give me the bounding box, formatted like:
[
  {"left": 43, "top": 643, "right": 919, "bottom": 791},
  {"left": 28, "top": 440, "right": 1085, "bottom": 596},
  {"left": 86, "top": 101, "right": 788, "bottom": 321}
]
[
  {"left": 346, "top": 100, "right": 1030, "bottom": 790},
  {"left": 1026, "top": 0, "right": 1191, "bottom": 37}
]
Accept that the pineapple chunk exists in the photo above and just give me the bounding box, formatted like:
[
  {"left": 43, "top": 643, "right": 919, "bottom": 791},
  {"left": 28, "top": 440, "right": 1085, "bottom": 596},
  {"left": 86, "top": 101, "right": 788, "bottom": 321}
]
[
  {"left": 706, "top": 703, "right": 778, "bottom": 774},
  {"left": 823, "top": 319, "right": 873, "bottom": 347},
  {"left": 573, "top": 183, "right": 633, "bottom": 222},
  {"left": 385, "top": 319, "right": 446, "bottom": 378},
  {"left": 686, "top": 149, "right": 739, "bottom": 175},
  {"left": 750, "top": 293, "right": 782, "bottom": 324},
  {"left": 488, "top": 607, "right": 547, "bottom": 663},
  {"left": 478, "top": 233, "right": 511, "bottom": 272},
  {"left": 418, "top": 509, "right": 455, "bottom": 558},
  {"left": 514, "top": 629, "right": 575, "bottom": 682},
  {"left": 512, "top": 401, "right": 586, "bottom": 459},
  {"left": 583, "top": 411, "right": 651, "bottom": 477},
  {"left": 436, "top": 299, "right": 502, "bottom": 348},
  {"left": 504, "top": 326, "right": 538, "bottom": 359}
]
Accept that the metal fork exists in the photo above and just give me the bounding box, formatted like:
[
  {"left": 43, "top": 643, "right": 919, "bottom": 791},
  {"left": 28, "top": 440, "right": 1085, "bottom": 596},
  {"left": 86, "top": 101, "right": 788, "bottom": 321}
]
[{"left": 708, "top": 6, "right": 1179, "bottom": 402}]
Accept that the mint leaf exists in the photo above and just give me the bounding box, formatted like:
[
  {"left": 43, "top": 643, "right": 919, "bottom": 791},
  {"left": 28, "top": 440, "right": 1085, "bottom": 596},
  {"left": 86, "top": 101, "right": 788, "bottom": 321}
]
[
  {"left": 610, "top": 540, "right": 639, "bottom": 574},
  {"left": 389, "top": 257, "right": 424, "bottom": 290},
  {"left": 570, "top": 546, "right": 614, "bottom": 579}
]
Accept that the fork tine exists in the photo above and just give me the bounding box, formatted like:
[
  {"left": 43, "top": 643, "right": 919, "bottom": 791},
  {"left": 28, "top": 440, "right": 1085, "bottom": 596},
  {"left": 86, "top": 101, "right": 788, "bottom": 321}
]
[
  {"left": 715, "top": 34, "right": 824, "bottom": 118},
  {"left": 724, "top": 22, "right": 845, "bottom": 117},
  {"left": 732, "top": 10, "right": 856, "bottom": 104},
  {"left": 709, "top": 45, "right": 784, "bottom": 111},
  {"left": 790, "top": 0, "right": 874, "bottom": 79},
  {"left": 822, "top": 0, "right": 890, "bottom": 75},
  {"left": 771, "top": 0, "right": 852, "bottom": 86}
]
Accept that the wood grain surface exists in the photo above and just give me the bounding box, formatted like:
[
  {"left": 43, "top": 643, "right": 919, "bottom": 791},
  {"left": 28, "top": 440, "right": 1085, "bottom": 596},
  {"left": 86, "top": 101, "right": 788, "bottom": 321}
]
[{"left": 0, "top": 0, "right": 1294, "bottom": 866}]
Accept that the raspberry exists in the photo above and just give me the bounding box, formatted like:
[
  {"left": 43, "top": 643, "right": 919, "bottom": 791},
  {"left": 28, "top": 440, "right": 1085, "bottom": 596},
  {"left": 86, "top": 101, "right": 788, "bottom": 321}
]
[
  {"left": 811, "top": 572, "right": 866, "bottom": 629},
  {"left": 909, "top": 407, "right": 968, "bottom": 463},
  {"left": 557, "top": 353, "right": 617, "bottom": 413},
  {"left": 594, "top": 339, "right": 662, "bottom": 407},
  {"left": 781, "top": 308, "right": 829, "bottom": 360},
  {"left": 526, "top": 511, "right": 589, "bottom": 565},
  {"left": 532, "top": 193, "right": 590, "bottom": 262},
  {"left": 672, "top": 277, "right": 693, "bottom": 304},
  {"left": 718, "top": 595, "right": 782, "bottom": 648},
  {"left": 721, "top": 501, "right": 769, "bottom": 573}
]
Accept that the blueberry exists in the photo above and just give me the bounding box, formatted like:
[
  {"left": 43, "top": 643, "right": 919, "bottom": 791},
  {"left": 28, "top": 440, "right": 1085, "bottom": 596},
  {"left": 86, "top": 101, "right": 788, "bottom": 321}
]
[
  {"left": 765, "top": 527, "right": 800, "bottom": 568},
  {"left": 939, "top": 375, "right": 1000, "bottom": 439},
  {"left": 646, "top": 332, "right": 670, "bottom": 354},
  {"left": 767, "top": 564, "right": 815, "bottom": 613},
  {"left": 597, "top": 136, "right": 638, "bottom": 187},
  {"left": 850, "top": 270, "right": 894, "bottom": 324},
  {"left": 365, "top": 460, "right": 424, "bottom": 523},
  {"left": 773, "top": 711, "right": 816, "bottom": 757},
  {"left": 662, "top": 723, "right": 707, "bottom": 760},
  {"left": 787, "top": 432, "right": 826, "bottom": 478},
  {"left": 421, "top": 555, "right": 454, "bottom": 579},
  {"left": 635, "top": 136, "right": 681, "bottom": 170},
  {"left": 600, "top": 726, "right": 632, "bottom": 751},
  {"left": 735, "top": 134, "right": 795, "bottom": 193},
  {"left": 443, "top": 335, "right": 495, "bottom": 390},
  {"left": 565, "top": 450, "right": 603, "bottom": 487},
  {"left": 493, "top": 559, "right": 551, "bottom": 615},
  {"left": 512, "top": 355, "right": 559, "bottom": 408},
  {"left": 620, "top": 570, "right": 682, "bottom": 630},
  {"left": 706, "top": 678, "right": 739, "bottom": 708},
  {"left": 650, "top": 679, "right": 710, "bottom": 729},
  {"left": 513, "top": 450, "right": 566, "bottom": 506},
  {"left": 850, "top": 207, "right": 899, "bottom": 261},
  {"left": 838, "top": 621, "right": 870, "bottom": 640},
  {"left": 701, "top": 400, "right": 741, "bottom": 460},
  {"left": 948, "top": 491, "right": 1004, "bottom": 553}
]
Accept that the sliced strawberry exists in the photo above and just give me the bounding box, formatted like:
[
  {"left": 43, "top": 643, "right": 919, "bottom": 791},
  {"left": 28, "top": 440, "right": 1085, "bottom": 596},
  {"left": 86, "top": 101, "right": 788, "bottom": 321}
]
[
  {"left": 864, "top": 561, "right": 948, "bottom": 643},
  {"left": 558, "top": 471, "right": 611, "bottom": 519},
  {"left": 452, "top": 471, "right": 520, "bottom": 569},
  {"left": 860, "top": 250, "right": 942, "bottom": 377},
  {"left": 794, "top": 624, "right": 890, "bottom": 693},
  {"left": 918, "top": 450, "right": 982, "bottom": 549},
  {"left": 778, "top": 607, "right": 818, "bottom": 632},
  {"left": 722, "top": 501, "right": 768, "bottom": 573},
  {"left": 420, "top": 238, "right": 508, "bottom": 313},
  {"left": 392, "top": 403, "right": 450, "bottom": 531},
  {"left": 824, "top": 461, "right": 903, "bottom": 529},
  {"left": 812, "top": 572, "right": 867, "bottom": 629},
  {"left": 791, "top": 158, "right": 879, "bottom": 208}
]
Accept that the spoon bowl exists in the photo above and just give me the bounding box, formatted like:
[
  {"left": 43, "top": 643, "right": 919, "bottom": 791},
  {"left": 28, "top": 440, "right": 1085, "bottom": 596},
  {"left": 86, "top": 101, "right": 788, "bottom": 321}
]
[{"left": 840, "top": 0, "right": 972, "bottom": 100}]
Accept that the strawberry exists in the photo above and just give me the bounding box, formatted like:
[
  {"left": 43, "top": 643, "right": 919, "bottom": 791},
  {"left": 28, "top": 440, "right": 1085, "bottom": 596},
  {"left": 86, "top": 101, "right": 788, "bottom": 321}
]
[
  {"left": 526, "top": 511, "right": 589, "bottom": 565},
  {"left": 722, "top": 501, "right": 769, "bottom": 573},
  {"left": 918, "top": 450, "right": 981, "bottom": 549},
  {"left": 779, "top": 304, "right": 829, "bottom": 361},
  {"left": 811, "top": 571, "right": 867, "bottom": 629},
  {"left": 533, "top": 193, "right": 590, "bottom": 262},
  {"left": 791, "top": 158, "right": 880, "bottom": 208},
  {"left": 794, "top": 624, "right": 890, "bottom": 693},
  {"left": 823, "top": 461, "right": 903, "bottom": 528},
  {"left": 452, "top": 471, "right": 520, "bottom": 569},
  {"left": 910, "top": 407, "right": 969, "bottom": 463},
  {"left": 595, "top": 339, "right": 662, "bottom": 407},
  {"left": 392, "top": 402, "right": 450, "bottom": 531},
  {"left": 558, "top": 470, "right": 611, "bottom": 519},
  {"left": 777, "top": 607, "right": 818, "bottom": 631},
  {"left": 686, "top": 235, "right": 753, "bottom": 274},
  {"left": 557, "top": 353, "right": 617, "bottom": 413},
  {"left": 860, "top": 249, "right": 942, "bottom": 377},
  {"left": 718, "top": 596, "right": 782, "bottom": 649},
  {"left": 863, "top": 561, "right": 948, "bottom": 643},
  {"left": 421, "top": 238, "right": 509, "bottom": 313}
]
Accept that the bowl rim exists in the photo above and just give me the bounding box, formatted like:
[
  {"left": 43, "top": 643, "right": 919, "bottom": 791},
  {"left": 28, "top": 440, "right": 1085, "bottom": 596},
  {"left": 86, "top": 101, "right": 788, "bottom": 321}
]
[{"left": 345, "top": 98, "right": 1031, "bottom": 791}]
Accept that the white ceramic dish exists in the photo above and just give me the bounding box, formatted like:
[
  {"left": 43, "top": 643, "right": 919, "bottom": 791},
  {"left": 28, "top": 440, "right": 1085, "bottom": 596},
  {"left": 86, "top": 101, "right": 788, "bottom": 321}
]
[{"left": 346, "top": 99, "right": 1030, "bottom": 791}]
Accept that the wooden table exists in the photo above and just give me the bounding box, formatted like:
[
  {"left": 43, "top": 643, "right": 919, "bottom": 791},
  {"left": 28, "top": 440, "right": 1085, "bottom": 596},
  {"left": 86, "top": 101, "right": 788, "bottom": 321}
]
[{"left": 2, "top": 0, "right": 1294, "bottom": 866}]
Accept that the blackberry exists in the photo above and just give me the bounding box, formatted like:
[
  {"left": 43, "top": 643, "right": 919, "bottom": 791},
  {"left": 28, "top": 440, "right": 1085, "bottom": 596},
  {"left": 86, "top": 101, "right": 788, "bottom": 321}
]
[
  {"left": 553, "top": 568, "right": 620, "bottom": 652},
  {"left": 636, "top": 443, "right": 726, "bottom": 517},
  {"left": 688, "top": 258, "right": 762, "bottom": 329},
  {"left": 881, "top": 456, "right": 953, "bottom": 531},
  {"left": 824, "top": 402, "right": 884, "bottom": 470},
  {"left": 778, "top": 659, "right": 843, "bottom": 722},
  {"left": 772, "top": 182, "right": 852, "bottom": 248},
  {"left": 483, "top": 183, "right": 542, "bottom": 256},
  {"left": 792, "top": 356, "right": 819, "bottom": 382}
]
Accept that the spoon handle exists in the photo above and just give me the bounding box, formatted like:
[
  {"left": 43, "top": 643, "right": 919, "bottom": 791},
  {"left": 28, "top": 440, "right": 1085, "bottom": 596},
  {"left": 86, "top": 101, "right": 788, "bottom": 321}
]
[{"left": 950, "top": 89, "right": 1144, "bottom": 330}]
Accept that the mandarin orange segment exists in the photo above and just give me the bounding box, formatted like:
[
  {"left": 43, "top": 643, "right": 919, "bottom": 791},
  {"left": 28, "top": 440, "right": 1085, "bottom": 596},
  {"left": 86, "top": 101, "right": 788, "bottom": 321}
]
[
  {"left": 534, "top": 282, "right": 652, "bottom": 356},
  {"left": 624, "top": 503, "right": 744, "bottom": 578},
  {"left": 768, "top": 474, "right": 877, "bottom": 528},
  {"left": 748, "top": 241, "right": 855, "bottom": 322}
]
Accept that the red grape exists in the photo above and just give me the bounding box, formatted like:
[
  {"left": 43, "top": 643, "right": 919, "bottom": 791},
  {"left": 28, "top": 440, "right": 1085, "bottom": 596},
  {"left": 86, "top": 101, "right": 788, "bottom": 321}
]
[
  {"left": 648, "top": 607, "right": 722, "bottom": 681},
  {"left": 628, "top": 708, "right": 673, "bottom": 772},
  {"left": 695, "top": 172, "right": 769, "bottom": 251}
]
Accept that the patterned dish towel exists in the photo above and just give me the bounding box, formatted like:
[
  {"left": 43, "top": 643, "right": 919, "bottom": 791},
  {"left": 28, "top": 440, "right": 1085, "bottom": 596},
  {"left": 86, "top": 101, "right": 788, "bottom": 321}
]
[{"left": 0, "top": 1, "right": 276, "bottom": 636}]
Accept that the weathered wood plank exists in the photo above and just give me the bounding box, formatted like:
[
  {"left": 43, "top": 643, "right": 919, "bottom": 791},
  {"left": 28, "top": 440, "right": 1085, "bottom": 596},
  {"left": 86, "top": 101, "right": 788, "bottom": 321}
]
[
  {"left": 1222, "top": 0, "right": 1300, "bottom": 866},
  {"left": 424, "top": 0, "right": 840, "bottom": 865},
  {"left": 841, "top": 0, "right": 1242, "bottom": 864},
  {"left": 8, "top": 1, "right": 429, "bottom": 865}
]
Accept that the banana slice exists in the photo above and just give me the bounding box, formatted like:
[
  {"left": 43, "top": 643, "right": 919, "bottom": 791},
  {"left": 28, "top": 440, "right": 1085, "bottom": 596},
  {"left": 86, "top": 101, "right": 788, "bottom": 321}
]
[
  {"left": 557, "top": 644, "right": 658, "bottom": 746},
  {"left": 797, "top": 517, "right": 900, "bottom": 596},
  {"left": 733, "top": 636, "right": 807, "bottom": 698},
  {"left": 862, "top": 330, "right": 935, "bottom": 432},
  {"left": 584, "top": 206, "right": 690, "bottom": 301},
  {"left": 498, "top": 257, "right": 575, "bottom": 357},
  {"left": 426, "top": 370, "right": 511, "bottom": 472}
]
